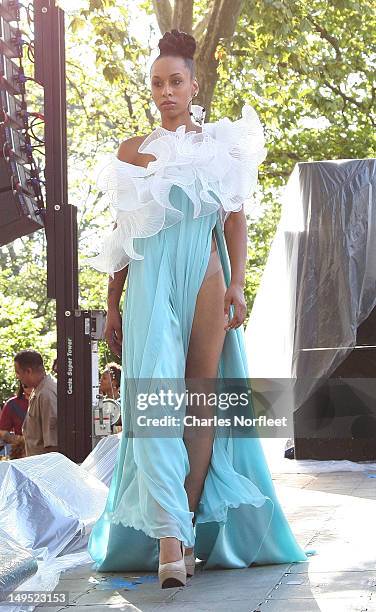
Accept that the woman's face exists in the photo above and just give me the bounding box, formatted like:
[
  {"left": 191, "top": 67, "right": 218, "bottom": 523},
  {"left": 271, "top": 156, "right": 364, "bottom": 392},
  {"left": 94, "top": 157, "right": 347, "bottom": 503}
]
[
  {"left": 150, "top": 56, "right": 198, "bottom": 120},
  {"left": 22, "top": 384, "right": 33, "bottom": 399},
  {"left": 100, "top": 371, "right": 119, "bottom": 396}
]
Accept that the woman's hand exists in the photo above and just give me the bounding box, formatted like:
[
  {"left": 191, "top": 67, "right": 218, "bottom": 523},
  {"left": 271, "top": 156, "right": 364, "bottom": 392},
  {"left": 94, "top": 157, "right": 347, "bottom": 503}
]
[
  {"left": 224, "top": 282, "right": 247, "bottom": 331},
  {"left": 105, "top": 307, "right": 123, "bottom": 357}
]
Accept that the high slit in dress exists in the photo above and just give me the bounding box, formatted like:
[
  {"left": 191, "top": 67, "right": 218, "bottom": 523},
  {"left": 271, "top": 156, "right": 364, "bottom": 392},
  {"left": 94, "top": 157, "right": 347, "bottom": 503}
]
[
  {"left": 203, "top": 232, "right": 223, "bottom": 281},
  {"left": 83, "top": 104, "right": 310, "bottom": 571}
]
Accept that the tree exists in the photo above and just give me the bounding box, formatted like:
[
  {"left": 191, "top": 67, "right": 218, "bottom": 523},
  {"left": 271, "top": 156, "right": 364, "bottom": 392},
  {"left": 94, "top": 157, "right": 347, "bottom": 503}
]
[
  {"left": 151, "top": 0, "right": 244, "bottom": 115},
  {"left": 75, "top": 0, "right": 375, "bottom": 296},
  {"left": 0, "top": 264, "right": 56, "bottom": 406}
]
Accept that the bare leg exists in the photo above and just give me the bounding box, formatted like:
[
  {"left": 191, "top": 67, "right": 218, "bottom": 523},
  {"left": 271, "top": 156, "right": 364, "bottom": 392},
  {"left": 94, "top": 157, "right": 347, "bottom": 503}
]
[
  {"left": 183, "top": 236, "right": 227, "bottom": 552},
  {"left": 159, "top": 234, "right": 227, "bottom": 563}
]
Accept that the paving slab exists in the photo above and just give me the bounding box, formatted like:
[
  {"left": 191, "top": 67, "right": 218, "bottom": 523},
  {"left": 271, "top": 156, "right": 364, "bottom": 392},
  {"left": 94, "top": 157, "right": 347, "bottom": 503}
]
[
  {"left": 255, "top": 597, "right": 376, "bottom": 611},
  {"left": 32, "top": 469, "right": 376, "bottom": 612}
]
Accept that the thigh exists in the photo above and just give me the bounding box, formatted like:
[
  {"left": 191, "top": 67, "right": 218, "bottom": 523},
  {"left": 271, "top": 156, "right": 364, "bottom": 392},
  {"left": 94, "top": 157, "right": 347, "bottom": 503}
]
[{"left": 185, "top": 264, "right": 227, "bottom": 379}]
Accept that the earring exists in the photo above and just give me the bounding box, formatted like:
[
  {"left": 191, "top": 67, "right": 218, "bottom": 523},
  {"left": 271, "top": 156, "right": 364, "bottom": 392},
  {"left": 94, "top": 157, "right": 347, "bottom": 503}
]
[{"left": 189, "top": 103, "right": 206, "bottom": 126}]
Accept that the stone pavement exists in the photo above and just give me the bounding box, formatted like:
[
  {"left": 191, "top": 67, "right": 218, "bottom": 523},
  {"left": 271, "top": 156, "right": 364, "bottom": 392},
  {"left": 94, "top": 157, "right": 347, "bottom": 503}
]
[{"left": 36, "top": 470, "right": 376, "bottom": 612}]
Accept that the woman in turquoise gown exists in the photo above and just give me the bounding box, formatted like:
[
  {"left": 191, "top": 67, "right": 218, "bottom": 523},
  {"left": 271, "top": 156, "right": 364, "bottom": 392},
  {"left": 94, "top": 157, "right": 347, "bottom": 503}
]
[{"left": 84, "top": 29, "right": 308, "bottom": 586}]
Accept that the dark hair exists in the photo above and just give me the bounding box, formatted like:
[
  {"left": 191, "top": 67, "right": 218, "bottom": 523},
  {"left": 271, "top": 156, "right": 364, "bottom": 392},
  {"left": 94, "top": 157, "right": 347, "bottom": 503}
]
[
  {"left": 155, "top": 29, "right": 196, "bottom": 77},
  {"left": 16, "top": 381, "right": 24, "bottom": 399},
  {"left": 102, "top": 362, "right": 121, "bottom": 388},
  {"left": 16, "top": 381, "right": 31, "bottom": 399},
  {"left": 14, "top": 349, "right": 44, "bottom": 371}
]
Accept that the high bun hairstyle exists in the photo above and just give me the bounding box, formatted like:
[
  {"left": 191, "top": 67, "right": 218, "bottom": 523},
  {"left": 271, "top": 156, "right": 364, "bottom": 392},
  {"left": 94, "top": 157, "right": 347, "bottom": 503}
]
[{"left": 156, "top": 29, "right": 196, "bottom": 77}]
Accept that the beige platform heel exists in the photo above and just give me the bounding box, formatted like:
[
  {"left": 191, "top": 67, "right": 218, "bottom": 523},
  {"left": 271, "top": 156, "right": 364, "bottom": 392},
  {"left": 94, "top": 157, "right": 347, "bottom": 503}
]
[
  {"left": 184, "top": 547, "right": 195, "bottom": 577},
  {"left": 158, "top": 540, "right": 187, "bottom": 589}
]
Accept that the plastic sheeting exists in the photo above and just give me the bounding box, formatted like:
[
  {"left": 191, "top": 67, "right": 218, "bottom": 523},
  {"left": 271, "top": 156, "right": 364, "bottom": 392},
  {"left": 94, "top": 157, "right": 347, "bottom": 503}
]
[
  {"left": 260, "top": 437, "right": 376, "bottom": 474},
  {"left": 246, "top": 158, "right": 376, "bottom": 410},
  {"left": 0, "top": 453, "right": 108, "bottom": 611},
  {"left": 0, "top": 452, "right": 108, "bottom": 559},
  {"left": 80, "top": 432, "right": 121, "bottom": 487},
  {"left": 2, "top": 550, "right": 93, "bottom": 612},
  {"left": 0, "top": 528, "right": 38, "bottom": 600}
]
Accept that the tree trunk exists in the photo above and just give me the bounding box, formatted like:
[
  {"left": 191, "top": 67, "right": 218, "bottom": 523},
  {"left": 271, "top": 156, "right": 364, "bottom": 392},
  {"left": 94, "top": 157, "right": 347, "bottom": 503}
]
[{"left": 152, "top": 0, "right": 245, "bottom": 119}]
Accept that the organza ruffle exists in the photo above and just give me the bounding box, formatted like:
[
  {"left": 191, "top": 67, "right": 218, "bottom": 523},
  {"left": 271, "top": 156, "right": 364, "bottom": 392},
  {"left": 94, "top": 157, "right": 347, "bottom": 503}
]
[{"left": 83, "top": 103, "right": 267, "bottom": 278}]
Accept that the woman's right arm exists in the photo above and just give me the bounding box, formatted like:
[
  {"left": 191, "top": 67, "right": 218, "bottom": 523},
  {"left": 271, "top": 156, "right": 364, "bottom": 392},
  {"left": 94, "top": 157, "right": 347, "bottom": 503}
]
[{"left": 104, "top": 245, "right": 128, "bottom": 357}]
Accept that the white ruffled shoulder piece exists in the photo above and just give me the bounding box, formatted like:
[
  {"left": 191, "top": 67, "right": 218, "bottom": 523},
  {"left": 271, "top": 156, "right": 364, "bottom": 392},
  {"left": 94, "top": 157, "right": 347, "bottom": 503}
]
[{"left": 83, "top": 103, "right": 267, "bottom": 277}]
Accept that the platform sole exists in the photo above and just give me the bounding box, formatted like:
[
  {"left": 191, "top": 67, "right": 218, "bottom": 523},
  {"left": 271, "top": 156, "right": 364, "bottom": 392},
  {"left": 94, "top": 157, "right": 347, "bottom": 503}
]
[{"left": 159, "top": 569, "right": 186, "bottom": 589}]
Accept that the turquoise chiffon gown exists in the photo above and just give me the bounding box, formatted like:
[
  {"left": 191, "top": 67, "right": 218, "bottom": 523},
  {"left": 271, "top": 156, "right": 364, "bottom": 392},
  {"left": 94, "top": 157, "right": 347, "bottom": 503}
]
[{"left": 84, "top": 104, "right": 309, "bottom": 571}]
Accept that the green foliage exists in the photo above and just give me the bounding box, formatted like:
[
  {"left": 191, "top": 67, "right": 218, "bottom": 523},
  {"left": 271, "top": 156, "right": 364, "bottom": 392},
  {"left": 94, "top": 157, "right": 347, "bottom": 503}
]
[
  {"left": 0, "top": 258, "right": 56, "bottom": 405},
  {"left": 216, "top": 0, "right": 375, "bottom": 186}
]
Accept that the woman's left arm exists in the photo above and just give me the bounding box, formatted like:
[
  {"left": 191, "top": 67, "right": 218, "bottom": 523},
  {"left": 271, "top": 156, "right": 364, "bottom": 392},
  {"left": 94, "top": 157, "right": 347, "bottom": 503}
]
[{"left": 223, "top": 210, "right": 248, "bottom": 331}]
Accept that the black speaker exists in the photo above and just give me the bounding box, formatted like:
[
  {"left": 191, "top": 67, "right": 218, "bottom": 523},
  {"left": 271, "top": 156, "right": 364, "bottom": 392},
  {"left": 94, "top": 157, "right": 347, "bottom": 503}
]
[
  {"left": 0, "top": 152, "right": 44, "bottom": 245},
  {"left": 0, "top": 8, "right": 45, "bottom": 246},
  {"left": 294, "top": 345, "right": 376, "bottom": 460}
]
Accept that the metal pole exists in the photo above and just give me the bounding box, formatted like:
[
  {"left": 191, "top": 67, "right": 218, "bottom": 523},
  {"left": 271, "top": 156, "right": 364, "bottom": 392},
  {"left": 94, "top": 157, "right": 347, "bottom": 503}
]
[{"left": 34, "top": 0, "right": 92, "bottom": 461}]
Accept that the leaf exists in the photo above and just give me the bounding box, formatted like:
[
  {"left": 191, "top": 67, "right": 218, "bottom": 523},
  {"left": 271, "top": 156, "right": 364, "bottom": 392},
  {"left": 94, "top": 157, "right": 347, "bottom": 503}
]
[{"left": 70, "top": 17, "right": 86, "bottom": 33}]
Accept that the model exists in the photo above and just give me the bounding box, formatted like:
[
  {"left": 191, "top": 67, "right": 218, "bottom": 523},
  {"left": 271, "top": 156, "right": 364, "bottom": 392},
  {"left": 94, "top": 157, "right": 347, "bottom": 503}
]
[{"left": 85, "top": 29, "right": 308, "bottom": 589}]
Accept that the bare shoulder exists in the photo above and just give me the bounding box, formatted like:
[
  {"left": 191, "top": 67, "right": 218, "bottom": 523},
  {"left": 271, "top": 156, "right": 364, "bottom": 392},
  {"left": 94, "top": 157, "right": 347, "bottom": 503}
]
[{"left": 117, "top": 135, "right": 153, "bottom": 167}]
